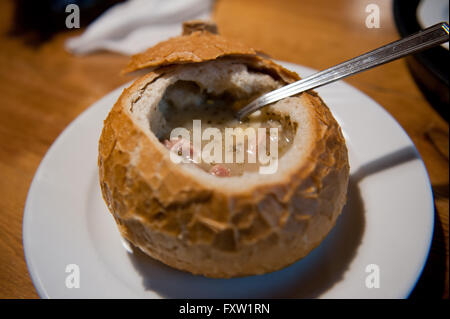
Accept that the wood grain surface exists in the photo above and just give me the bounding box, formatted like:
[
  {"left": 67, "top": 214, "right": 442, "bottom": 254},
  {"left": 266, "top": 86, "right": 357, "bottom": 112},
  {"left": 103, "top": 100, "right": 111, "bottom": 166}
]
[{"left": 0, "top": 0, "right": 447, "bottom": 298}]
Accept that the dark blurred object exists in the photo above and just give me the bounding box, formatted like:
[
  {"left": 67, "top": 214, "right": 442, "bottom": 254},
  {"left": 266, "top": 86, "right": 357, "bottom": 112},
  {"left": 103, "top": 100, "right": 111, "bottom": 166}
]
[
  {"left": 393, "top": 0, "right": 449, "bottom": 122},
  {"left": 10, "top": 0, "right": 124, "bottom": 45}
]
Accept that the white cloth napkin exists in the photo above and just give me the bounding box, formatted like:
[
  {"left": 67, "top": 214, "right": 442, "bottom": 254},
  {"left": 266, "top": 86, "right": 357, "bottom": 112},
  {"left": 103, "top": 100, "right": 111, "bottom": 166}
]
[{"left": 65, "top": 0, "right": 214, "bottom": 55}]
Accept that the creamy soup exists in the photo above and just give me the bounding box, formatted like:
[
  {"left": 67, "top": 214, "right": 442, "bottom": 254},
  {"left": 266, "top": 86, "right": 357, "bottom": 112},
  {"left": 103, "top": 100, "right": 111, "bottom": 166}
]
[{"left": 157, "top": 81, "right": 296, "bottom": 177}]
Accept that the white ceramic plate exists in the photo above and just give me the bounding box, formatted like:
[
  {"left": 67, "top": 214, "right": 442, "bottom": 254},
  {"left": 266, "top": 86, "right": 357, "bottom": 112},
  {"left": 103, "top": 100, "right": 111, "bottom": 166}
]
[{"left": 23, "top": 62, "right": 434, "bottom": 298}]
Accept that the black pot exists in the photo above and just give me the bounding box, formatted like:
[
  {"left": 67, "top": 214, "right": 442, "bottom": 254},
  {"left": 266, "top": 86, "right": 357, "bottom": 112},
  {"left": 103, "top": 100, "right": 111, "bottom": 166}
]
[{"left": 393, "top": 0, "right": 449, "bottom": 122}]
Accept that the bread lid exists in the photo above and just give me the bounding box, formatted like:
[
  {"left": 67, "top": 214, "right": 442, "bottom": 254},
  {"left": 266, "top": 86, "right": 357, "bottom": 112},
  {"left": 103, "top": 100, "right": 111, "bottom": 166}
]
[{"left": 123, "top": 20, "right": 299, "bottom": 83}]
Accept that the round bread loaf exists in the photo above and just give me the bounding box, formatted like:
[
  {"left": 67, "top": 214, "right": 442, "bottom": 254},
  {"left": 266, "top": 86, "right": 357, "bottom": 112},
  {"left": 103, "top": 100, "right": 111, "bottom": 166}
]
[{"left": 98, "top": 22, "right": 349, "bottom": 278}]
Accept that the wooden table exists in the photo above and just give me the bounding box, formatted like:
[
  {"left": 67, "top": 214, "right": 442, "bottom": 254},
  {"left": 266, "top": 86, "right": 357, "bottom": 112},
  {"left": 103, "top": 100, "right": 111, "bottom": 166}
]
[{"left": 0, "top": 0, "right": 447, "bottom": 298}]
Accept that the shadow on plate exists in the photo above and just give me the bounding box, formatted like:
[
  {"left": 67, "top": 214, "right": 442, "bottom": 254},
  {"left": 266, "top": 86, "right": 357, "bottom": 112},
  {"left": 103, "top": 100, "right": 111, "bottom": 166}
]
[{"left": 127, "top": 146, "right": 420, "bottom": 298}]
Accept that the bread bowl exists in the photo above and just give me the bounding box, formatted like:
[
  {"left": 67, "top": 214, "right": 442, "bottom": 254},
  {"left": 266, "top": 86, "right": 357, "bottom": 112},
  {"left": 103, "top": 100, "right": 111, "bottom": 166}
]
[{"left": 98, "top": 21, "right": 350, "bottom": 278}]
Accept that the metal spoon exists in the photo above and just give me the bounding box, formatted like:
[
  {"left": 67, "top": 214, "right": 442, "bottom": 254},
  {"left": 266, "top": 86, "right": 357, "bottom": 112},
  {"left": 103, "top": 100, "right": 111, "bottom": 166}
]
[{"left": 237, "top": 22, "right": 449, "bottom": 120}]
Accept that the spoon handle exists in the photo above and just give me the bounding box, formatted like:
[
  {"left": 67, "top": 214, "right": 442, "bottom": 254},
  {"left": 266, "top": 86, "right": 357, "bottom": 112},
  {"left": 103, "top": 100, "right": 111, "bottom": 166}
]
[{"left": 237, "top": 22, "right": 449, "bottom": 119}]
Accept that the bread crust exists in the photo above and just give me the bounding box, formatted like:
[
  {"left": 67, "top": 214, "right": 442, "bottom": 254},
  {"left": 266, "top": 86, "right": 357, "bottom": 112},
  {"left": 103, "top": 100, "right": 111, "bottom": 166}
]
[
  {"left": 123, "top": 31, "right": 256, "bottom": 74},
  {"left": 99, "top": 30, "right": 349, "bottom": 278}
]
